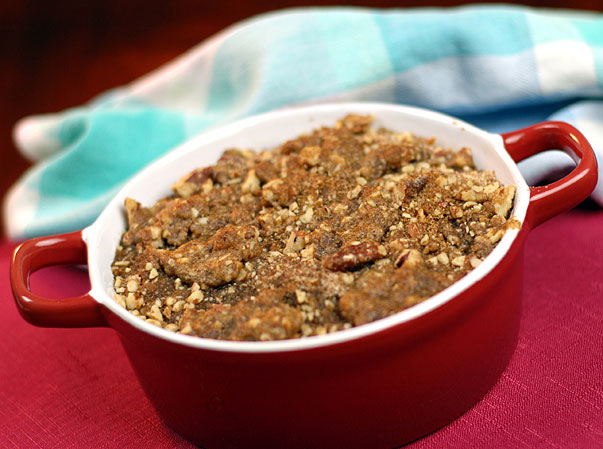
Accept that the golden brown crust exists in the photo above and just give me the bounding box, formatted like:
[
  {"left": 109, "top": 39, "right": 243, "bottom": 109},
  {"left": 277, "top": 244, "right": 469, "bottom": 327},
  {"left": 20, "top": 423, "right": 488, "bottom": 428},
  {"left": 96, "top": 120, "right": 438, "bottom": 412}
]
[{"left": 111, "top": 115, "right": 516, "bottom": 340}]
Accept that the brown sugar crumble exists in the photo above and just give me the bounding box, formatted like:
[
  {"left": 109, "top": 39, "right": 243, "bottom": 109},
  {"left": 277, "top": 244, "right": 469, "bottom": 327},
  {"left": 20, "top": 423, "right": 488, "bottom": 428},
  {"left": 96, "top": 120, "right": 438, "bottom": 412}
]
[{"left": 112, "top": 114, "right": 517, "bottom": 341}]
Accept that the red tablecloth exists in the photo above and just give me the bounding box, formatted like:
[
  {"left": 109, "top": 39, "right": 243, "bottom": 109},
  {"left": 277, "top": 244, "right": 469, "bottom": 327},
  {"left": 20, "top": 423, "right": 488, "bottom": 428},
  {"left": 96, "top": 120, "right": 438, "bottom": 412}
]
[{"left": 1, "top": 204, "right": 601, "bottom": 448}]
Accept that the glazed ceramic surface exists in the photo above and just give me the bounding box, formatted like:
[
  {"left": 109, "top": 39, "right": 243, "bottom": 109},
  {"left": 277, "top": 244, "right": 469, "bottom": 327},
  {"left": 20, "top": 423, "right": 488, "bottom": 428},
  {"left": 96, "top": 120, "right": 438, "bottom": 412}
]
[
  {"left": 87, "top": 103, "right": 530, "bottom": 351},
  {"left": 11, "top": 103, "right": 598, "bottom": 449}
]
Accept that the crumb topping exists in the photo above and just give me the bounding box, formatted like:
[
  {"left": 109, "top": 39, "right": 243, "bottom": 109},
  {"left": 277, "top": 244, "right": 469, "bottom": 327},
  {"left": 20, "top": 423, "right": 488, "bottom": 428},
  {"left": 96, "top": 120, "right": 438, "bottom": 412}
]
[{"left": 112, "top": 114, "right": 517, "bottom": 341}]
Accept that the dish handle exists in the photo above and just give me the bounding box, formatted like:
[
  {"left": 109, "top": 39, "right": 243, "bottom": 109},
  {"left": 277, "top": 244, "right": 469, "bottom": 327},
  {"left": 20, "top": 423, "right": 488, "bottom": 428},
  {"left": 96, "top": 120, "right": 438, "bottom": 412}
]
[
  {"left": 10, "top": 230, "right": 107, "bottom": 327},
  {"left": 502, "top": 121, "right": 598, "bottom": 228}
]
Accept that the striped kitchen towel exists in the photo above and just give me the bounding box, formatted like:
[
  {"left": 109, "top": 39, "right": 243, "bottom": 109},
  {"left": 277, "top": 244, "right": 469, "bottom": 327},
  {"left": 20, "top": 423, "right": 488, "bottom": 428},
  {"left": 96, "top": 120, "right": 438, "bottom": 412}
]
[{"left": 5, "top": 5, "right": 603, "bottom": 239}]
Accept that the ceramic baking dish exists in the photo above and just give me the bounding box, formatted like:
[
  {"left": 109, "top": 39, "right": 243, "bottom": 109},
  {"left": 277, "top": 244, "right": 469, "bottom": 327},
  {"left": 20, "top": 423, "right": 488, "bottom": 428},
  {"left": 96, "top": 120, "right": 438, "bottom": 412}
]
[{"left": 11, "top": 103, "right": 598, "bottom": 449}]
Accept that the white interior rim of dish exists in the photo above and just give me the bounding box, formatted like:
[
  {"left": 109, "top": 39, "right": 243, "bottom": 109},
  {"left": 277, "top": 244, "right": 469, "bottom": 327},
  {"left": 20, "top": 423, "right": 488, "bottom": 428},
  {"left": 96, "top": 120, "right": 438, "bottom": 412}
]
[{"left": 83, "top": 102, "right": 531, "bottom": 353}]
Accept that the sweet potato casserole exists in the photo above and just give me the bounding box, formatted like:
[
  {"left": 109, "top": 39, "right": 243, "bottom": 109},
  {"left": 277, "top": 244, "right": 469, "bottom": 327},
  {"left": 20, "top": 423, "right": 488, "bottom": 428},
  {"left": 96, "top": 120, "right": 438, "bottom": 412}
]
[{"left": 112, "top": 115, "right": 517, "bottom": 341}]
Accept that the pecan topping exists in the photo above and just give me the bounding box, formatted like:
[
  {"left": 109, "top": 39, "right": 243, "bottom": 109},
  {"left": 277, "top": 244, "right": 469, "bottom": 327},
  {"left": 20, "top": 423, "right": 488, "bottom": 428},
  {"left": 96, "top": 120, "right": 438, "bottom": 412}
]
[
  {"left": 112, "top": 114, "right": 516, "bottom": 341},
  {"left": 324, "top": 241, "right": 387, "bottom": 271}
]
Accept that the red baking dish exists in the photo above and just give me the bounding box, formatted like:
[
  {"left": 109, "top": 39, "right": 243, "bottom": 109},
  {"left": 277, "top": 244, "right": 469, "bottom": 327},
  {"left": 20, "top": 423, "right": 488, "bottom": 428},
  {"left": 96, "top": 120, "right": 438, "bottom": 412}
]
[{"left": 10, "top": 103, "right": 598, "bottom": 449}]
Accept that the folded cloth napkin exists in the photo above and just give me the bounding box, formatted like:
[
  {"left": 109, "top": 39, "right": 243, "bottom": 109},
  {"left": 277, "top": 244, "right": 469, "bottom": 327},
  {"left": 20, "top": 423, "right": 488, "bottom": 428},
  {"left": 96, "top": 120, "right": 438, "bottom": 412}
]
[{"left": 4, "top": 5, "right": 602, "bottom": 240}]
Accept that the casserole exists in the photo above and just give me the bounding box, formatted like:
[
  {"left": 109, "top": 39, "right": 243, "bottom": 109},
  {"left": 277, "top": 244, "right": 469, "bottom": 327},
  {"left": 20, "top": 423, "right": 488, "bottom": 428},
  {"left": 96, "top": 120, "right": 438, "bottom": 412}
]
[{"left": 11, "top": 103, "right": 598, "bottom": 448}]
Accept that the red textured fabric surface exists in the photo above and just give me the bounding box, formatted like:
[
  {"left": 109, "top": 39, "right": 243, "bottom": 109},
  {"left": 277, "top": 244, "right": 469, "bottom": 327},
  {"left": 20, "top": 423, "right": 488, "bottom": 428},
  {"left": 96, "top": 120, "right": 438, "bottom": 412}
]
[{"left": 1, "top": 204, "right": 601, "bottom": 449}]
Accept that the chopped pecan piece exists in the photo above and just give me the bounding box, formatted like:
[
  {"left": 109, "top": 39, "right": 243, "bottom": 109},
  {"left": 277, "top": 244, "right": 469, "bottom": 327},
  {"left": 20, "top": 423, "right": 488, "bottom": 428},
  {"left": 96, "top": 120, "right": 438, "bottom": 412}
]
[
  {"left": 213, "top": 149, "right": 253, "bottom": 184},
  {"left": 405, "top": 175, "right": 429, "bottom": 197},
  {"left": 171, "top": 167, "right": 214, "bottom": 198},
  {"left": 338, "top": 114, "right": 374, "bottom": 134},
  {"left": 122, "top": 198, "right": 154, "bottom": 246},
  {"left": 324, "top": 241, "right": 387, "bottom": 271},
  {"left": 492, "top": 185, "right": 516, "bottom": 217},
  {"left": 152, "top": 225, "right": 260, "bottom": 288}
]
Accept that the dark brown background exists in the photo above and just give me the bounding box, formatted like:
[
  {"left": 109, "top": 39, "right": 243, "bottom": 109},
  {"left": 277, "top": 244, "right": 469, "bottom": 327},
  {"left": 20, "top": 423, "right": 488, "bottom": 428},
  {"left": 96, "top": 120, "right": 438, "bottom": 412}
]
[{"left": 1, "top": 0, "right": 600, "bottom": 238}]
